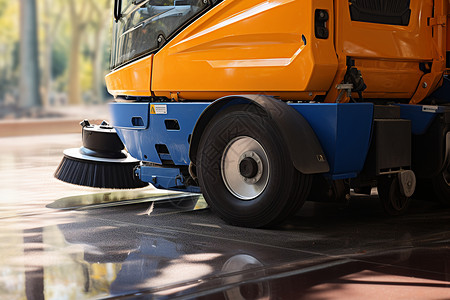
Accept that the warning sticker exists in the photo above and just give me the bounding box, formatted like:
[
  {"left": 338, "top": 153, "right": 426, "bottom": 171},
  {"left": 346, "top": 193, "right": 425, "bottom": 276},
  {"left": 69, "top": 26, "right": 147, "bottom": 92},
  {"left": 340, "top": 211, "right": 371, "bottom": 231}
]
[{"left": 150, "top": 104, "right": 167, "bottom": 115}]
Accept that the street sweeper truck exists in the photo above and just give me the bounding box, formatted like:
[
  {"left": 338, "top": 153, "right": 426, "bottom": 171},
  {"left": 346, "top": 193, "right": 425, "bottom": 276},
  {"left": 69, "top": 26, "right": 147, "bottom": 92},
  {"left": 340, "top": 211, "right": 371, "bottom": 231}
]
[{"left": 55, "top": 0, "right": 450, "bottom": 228}]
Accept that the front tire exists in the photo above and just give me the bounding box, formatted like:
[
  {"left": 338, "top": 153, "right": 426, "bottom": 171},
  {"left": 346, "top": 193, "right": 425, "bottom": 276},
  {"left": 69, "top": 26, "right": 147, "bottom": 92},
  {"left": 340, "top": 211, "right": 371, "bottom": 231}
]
[
  {"left": 197, "top": 105, "right": 311, "bottom": 228},
  {"left": 431, "top": 164, "right": 450, "bottom": 206}
]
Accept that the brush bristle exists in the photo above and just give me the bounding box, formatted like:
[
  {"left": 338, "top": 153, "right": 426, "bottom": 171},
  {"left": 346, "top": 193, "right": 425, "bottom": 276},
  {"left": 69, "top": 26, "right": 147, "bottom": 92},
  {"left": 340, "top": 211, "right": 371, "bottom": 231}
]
[{"left": 54, "top": 155, "right": 148, "bottom": 189}]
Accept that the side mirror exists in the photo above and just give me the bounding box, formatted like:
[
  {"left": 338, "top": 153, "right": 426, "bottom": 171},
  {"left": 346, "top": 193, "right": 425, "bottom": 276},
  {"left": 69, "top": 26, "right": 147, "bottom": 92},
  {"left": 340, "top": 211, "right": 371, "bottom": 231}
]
[{"left": 114, "top": 0, "right": 122, "bottom": 22}]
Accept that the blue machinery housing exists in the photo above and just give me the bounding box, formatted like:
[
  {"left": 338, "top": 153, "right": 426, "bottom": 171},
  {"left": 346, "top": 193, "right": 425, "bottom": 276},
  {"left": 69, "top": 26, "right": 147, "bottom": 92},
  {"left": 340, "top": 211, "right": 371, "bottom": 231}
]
[{"left": 110, "top": 101, "right": 442, "bottom": 192}]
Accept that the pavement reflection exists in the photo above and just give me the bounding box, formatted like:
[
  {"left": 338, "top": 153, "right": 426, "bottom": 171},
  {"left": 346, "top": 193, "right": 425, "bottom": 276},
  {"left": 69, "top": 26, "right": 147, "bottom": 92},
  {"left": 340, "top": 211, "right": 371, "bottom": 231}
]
[
  {"left": 47, "top": 191, "right": 205, "bottom": 211},
  {"left": 0, "top": 134, "right": 449, "bottom": 299}
]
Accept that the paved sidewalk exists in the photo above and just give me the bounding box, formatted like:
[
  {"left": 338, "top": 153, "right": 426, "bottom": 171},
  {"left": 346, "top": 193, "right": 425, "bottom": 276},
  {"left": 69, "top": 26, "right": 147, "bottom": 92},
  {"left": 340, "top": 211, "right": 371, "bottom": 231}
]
[{"left": 0, "top": 104, "right": 110, "bottom": 137}]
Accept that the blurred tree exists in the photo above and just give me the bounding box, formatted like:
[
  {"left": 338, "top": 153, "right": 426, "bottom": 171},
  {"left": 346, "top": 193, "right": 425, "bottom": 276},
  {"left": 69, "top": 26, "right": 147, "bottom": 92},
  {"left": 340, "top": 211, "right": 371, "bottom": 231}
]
[
  {"left": 67, "top": 0, "right": 93, "bottom": 105},
  {"left": 19, "top": 0, "right": 42, "bottom": 108},
  {"left": 1, "top": 0, "right": 113, "bottom": 112},
  {"left": 52, "top": 43, "right": 68, "bottom": 80},
  {"left": 41, "top": 0, "right": 65, "bottom": 106},
  {"left": 90, "top": 0, "right": 111, "bottom": 103},
  {"left": 0, "top": 2, "right": 19, "bottom": 102}
]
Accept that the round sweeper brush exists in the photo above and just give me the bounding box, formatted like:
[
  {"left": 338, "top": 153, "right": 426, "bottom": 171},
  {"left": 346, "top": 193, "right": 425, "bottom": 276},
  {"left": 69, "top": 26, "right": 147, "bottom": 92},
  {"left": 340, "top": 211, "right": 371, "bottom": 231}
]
[{"left": 54, "top": 120, "right": 148, "bottom": 189}]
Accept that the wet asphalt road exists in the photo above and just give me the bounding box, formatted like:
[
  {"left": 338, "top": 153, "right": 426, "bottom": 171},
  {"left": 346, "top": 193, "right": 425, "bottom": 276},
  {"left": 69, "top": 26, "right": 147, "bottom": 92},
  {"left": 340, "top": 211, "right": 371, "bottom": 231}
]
[{"left": 0, "top": 133, "right": 449, "bottom": 299}]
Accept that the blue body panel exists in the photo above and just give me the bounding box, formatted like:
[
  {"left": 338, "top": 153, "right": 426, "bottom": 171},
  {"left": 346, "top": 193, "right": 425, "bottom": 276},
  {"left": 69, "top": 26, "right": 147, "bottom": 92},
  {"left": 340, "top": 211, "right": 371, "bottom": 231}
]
[
  {"left": 110, "top": 102, "right": 150, "bottom": 129},
  {"left": 430, "top": 76, "right": 450, "bottom": 104},
  {"left": 110, "top": 102, "right": 209, "bottom": 165},
  {"left": 134, "top": 165, "right": 201, "bottom": 193},
  {"left": 291, "top": 103, "right": 374, "bottom": 180},
  {"left": 110, "top": 102, "right": 375, "bottom": 186},
  {"left": 397, "top": 104, "right": 443, "bottom": 135},
  {"left": 110, "top": 101, "right": 443, "bottom": 190}
]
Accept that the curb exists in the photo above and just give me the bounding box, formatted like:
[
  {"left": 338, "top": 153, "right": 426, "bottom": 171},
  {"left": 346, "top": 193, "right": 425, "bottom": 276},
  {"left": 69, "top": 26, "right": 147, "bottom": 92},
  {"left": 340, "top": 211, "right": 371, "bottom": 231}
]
[{"left": 0, "top": 118, "right": 105, "bottom": 137}]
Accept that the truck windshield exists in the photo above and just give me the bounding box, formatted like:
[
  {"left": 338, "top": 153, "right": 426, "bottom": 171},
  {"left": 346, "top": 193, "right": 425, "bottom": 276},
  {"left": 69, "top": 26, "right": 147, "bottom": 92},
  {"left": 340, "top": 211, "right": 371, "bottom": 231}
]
[{"left": 111, "top": 0, "right": 210, "bottom": 69}]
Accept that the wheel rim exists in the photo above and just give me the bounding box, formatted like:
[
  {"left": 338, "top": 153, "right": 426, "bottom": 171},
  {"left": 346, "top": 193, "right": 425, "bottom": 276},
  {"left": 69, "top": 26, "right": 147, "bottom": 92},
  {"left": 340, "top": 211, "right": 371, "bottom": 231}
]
[
  {"left": 392, "top": 192, "right": 408, "bottom": 211},
  {"left": 221, "top": 136, "right": 270, "bottom": 200},
  {"left": 443, "top": 165, "right": 450, "bottom": 187},
  {"left": 390, "top": 177, "right": 408, "bottom": 211},
  {"left": 222, "top": 254, "right": 270, "bottom": 300}
]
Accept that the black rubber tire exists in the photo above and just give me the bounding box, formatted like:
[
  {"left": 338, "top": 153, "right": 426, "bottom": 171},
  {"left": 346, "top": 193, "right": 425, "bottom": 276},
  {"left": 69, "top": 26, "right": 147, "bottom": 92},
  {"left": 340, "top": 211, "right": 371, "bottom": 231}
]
[
  {"left": 197, "top": 105, "right": 312, "bottom": 228},
  {"left": 412, "top": 179, "right": 434, "bottom": 201},
  {"left": 377, "top": 175, "right": 411, "bottom": 216},
  {"left": 431, "top": 164, "right": 450, "bottom": 206},
  {"left": 414, "top": 166, "right": 450, "bottom": 206}
]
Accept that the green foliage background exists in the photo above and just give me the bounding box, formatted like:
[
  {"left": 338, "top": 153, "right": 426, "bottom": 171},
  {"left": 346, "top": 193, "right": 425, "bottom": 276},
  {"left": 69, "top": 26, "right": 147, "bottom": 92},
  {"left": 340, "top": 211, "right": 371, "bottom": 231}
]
[{"left": 0, "top": 0, "right": 112, "bottom": 109}]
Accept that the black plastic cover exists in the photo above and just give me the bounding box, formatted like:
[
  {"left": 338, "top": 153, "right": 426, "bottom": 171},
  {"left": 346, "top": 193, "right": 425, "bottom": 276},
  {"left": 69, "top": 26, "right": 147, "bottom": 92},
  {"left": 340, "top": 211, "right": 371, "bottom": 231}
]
[
  {"left": 373, "top": 105, "right": 401, "bottom": 119},
  {"left": 82, "top": 124, "right": 126, "bottom": 158},
  {"left": 363, "top": 119, "right": 412, "bottom": 176},
  {"left": 375, "top": 119, "right": 411, "bottom": 172},
  {"left": 349, "top": 0, "right": 411, "bottom": 26}
]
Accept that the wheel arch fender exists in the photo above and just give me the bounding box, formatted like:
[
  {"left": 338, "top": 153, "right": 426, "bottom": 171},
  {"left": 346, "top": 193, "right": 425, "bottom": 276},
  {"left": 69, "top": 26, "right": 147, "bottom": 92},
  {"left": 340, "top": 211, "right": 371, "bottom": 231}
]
[{"left": 189, "top": 95, "right": 330, "bottom": 174}]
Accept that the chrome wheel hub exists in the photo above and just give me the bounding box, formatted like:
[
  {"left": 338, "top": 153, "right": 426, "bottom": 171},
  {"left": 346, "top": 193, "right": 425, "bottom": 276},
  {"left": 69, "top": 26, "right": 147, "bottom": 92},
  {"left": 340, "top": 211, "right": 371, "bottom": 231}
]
[{"left": 221, "top": 136, "right": 270, "bottom": 200}]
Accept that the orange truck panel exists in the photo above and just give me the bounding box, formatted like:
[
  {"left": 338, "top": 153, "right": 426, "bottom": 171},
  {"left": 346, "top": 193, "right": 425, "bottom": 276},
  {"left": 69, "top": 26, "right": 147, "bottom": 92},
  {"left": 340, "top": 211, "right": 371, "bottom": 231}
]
[
  {"left": 105, "top": 55, "right": 153, "bottom": 97},
  {"left": 329, "top": 0, "right": 446, "bottom": 103},
  {"left": 151, "top": 0, "right": 338, "bottom": 101},
  {"left": 105, "top": 0, "right": 447, "bottom": 104}
]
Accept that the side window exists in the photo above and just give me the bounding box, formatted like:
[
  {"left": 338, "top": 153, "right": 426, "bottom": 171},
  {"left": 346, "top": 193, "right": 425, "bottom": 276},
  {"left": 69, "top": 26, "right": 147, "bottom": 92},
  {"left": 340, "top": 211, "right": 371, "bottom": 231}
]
[{"left": 349, "top": 0, "right": 411, "bottom": 26}]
